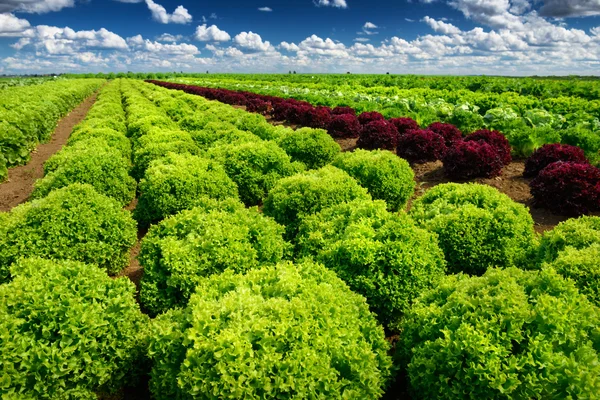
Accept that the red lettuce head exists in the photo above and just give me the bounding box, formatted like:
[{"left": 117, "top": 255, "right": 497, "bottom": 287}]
[
  {"left": 427, "top": 122, "right": 463, "bottom": 147},
  {"left": 327, "top": 114, "right": 361, "bottom": 138},
  {"left": 465, "top": 129, "right": 512, "bottom": 165},
  {"left": 332, "top": 106, "right": 356, "bottom": 116},
  {"left": 530, "top": 161, "right": 600, "bottom": 216},
  {"left": 524, "top": 144, "right": 589, "bottom": 178},
  {"left": 397, "top": 129, "right": 447, "bottom": 164},
  {"left": 443, "top": 140, "right": 504, "bottom": 180},
  {"left": 357, "top": 120, "right": 400, "bottom": 150},
  {"left": 389, "top": 117, "right": 420, "bottom": 136},
  {"left": 358, "top": 111, "right": 386, "bottom": 126}
]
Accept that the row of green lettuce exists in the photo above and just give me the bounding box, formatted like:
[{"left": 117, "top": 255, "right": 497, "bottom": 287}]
[
  {"left": 169, "top": 76, "right": 600, "bottom": 160},
  {"left": 0, "top": 78, "right": 104, "bottom": 182},
  {"left": 180, "top": 74, "right": 600, "bottom": 101},
  {"left": 0, "top": 78, "right": 599, "bottom": 398},
  {"left": 63, "top": 72, "right": 600, "bottom": 101}
]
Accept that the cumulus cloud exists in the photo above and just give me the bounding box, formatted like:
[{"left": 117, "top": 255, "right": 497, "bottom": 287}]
[
  {"left": 258, "top": 6, "right": 273, "bottom": 11},
  {"left": 314, "top": 0, "right": 348, "bottom": 8},
  {"left": 0, "top": 13, "right": 31, "bottom": 37},
  {"left": 0, "top": 0, "right": 74, "bottom": 14},
  {"left": 279, "top": 41, "right": 300, "bottom": 51},
  {"left": 539, "top": 0, "right": 600, "bottom": 17},
  {"left": 127, "top": 34, "right": 199, "bottom": 55},
  {"left": 145, "top": 0, "right": 192, "bottom": 24},
  {"left": 155, "top": 33, "right": 184, "bottom": 42},
  {"left": 233, "top": 31, "right": 274, "bottom": 52},
  {"left": 194, "top": 24, "right": 231, "bottom": 41},
  {"left": 423, "top": 16, "right": 462, "bottom": 35}
]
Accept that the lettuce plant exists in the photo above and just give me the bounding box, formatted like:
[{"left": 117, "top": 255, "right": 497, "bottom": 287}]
[
  {"left": 410, "top": 183, "right": 536, "bottom": 274},
  {"left": 465, "top": 129, "right": 512, "bottom": 165},
  {"left": 442, "top": 140, "right": 504, "bottom": 179},
  {"left": 427, "top": 122, "right": 463, "bottom": 147},
  {"left": 139, "top": 201, "right": 289, "bottom": 315},
  {"left": 398, "top": 267, "right": 600, "bottom": 399},
  {"left": 397, "top": 129, "right": 447, "bottom": 164},
  {"left": 147, "top": 261, "right": 393, "bottom": 399},
  {"left": 524, "top": 143, "right": 589, "bottom": 178},
  {"left": 297, "top": 200, "right": 446, "bottom": 329},
  {"left": 530, "top": 161, "right": 600, "bottom": 216},
  {"left": 134, "top": 153, "right": 239, "bottom": 226},
  {"left": 357, "top": 120, "right": 400, "bottom": 150},
  {"left": 327, "top": 113, "right": 361, "bottom": 138},
  {"left": 263, "top": 166, "right": 371, "bottom": 239},
  {"left": 333, "top": 149, "right": 415, "bottom": 211},
  {"left": 537, "top": 216, "right": 600, "bottom": 264},
  {"left": 0, "top": 184, "right": 136, "bottom": 281},
  {"left": 0, "top": 258, "right": 148, "bottom": 399},
  {"left": 277, "top": 127, "right": 341, "bottom": 170}
]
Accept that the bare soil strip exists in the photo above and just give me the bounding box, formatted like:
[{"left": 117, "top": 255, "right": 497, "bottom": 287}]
[{"left": 0, "top": 90, "right": 100, "bottom": 212}]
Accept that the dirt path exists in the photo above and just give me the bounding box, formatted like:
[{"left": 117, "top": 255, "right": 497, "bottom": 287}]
[{"left": 0, "top": 91, "right": 100, "bottom": 212}]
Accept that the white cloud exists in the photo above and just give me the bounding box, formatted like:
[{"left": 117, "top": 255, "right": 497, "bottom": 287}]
[
  {"left": 194, "top": 24, "right": 231, "bottom": 41},
  {"left": 144, "top": 0, "right": 192, "bottom": 24},
  {"left": 298, "top": 34, "right": 349, "bottom": 57},
  {"left": 0, "top": 0, "right": 74, "bottom": 14},
  {"left": 362, "top": 21, "right": 379, "bottom": 35},
  {"left": 539, "top": 0, "right": 600, "bottom": 17},
  {"left": 11, "top": 25, "right": 129, "bottom": 54},
  {"left": 155, "top": 33, "right": 184, "bottom": 42},
  {"left": 314, "top": 0, "right": 348, "bottom": 8},
  {"left": 279, "top": 41, "right": 300, "bottom": 51},
  {"left": 354, "top": 37, "right": 370, "bottom": 42},
  {"left": 423, "top": 16, "right": 462, "bottom": 35},
  {"left": 0, "top": 13, "right": 31, "bottom": 37},
  {"left": 258, "top": 6, "right": 273, "bottom": 11},
  {"left": 127, "top": 34, "right": 199, "bottom": 55},
  {"left": 233, "top": 31, "right": 274, "bottom": 52}
]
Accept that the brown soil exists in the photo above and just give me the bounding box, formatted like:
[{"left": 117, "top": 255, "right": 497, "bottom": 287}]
[
  {"left": 118, "top": 198, "right": 147, "bottom": 298},
  {"left": 0, "top": 91, "right": 100, "bottom": 212}
]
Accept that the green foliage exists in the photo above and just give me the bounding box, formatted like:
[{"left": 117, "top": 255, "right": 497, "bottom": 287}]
[
  {"left": 127, "top": 115, "right": 177, "bottom": 139},
  {"left": 233, "top": 112, "right": 283, "bottom": 141},
  {"left": 277, "top": 127, "right": 341, "bottom": 169},
  {"left": 537, "top": 216, "right": 600, "bottom": 264},
  {"left": 207, "top": 140, "right": 302, "bottom": 206},
  {"left": 32, "top": 139, "right": 136, "bottom": 206},
  {"left": 134, "top": 153, "right": 239, "bottom": 226},
  {"left": 398, "top": 267, "right": 600, "bottom": 399},
  {"left": 131, "top": 130, "right": 201, "bottom": 180},
  {"left": 263, "top": 165, "right": 371, "bottom": 239},
  {"left": 410, "top": 183, "right": 537, "bottom": 274},
  {"left": 0, "top": 184, "right": 137, "bottom": 281},
  {"left": 332, "top": 149, "right": 415, "bottom": 211},
  {"left": 67, "top": 127, "right": 132, "bottom": 162},
  {"left": 545, "top": 244, "right": 600, "bottom": 306},
  {"left": 0, "top": 258, "right": 148, "bottom": 399},
  {"left": 147, "top": 261, "right": 393, "bottom": 399},
  {"left": 190, "top": 122, "right": 260, "bottom": 150},
  {"left": 0, "top": 79, "right": 103, "bottom": 171},
  {"left": 296, "top": 199, "right": 446, "bottom": 329},
  {"left": 139, "top": 200, "right": 289, "bottom": 315},
  {"left": 0, "top": 154, "right": 7, "bottom": 183}
]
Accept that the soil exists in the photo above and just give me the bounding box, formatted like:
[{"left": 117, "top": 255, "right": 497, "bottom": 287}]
[{"left": 0, "top": 91, "right": 100, "bottom": 212}]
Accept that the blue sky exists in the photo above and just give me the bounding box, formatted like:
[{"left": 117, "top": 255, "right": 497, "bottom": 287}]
[{"left": 0, "top": 0, "right": 599, "bottom": 75}]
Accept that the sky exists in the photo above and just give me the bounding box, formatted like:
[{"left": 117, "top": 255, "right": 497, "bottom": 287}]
[{"left": 0, "top": 0, "right": 599, "bottom": 75}]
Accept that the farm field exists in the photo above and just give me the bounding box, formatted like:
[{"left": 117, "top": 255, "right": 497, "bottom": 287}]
[{"left": 1, "top": 75, "right": 600, "bottom": 399}]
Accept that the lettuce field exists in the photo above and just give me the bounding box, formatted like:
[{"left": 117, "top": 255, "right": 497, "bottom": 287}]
[{"left": 0, "top": 75, "right": 599, "bottom": 399}]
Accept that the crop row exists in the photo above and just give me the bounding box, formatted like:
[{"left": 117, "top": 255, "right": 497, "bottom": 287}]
[
  {"left": 0, "top": 79, "right": 599, "bottom": 398},
  {"left": 150, "top": 80, "right": 600, "bottom": 216},
  {"left": 168, "top": 75, "right": 600, "bottom": 159},
  {"left": 171, "top": 73, "right": 600, "bottom": 101},
  {"left": 0, "top": 78, "right": 104, "bottom": 182}
]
